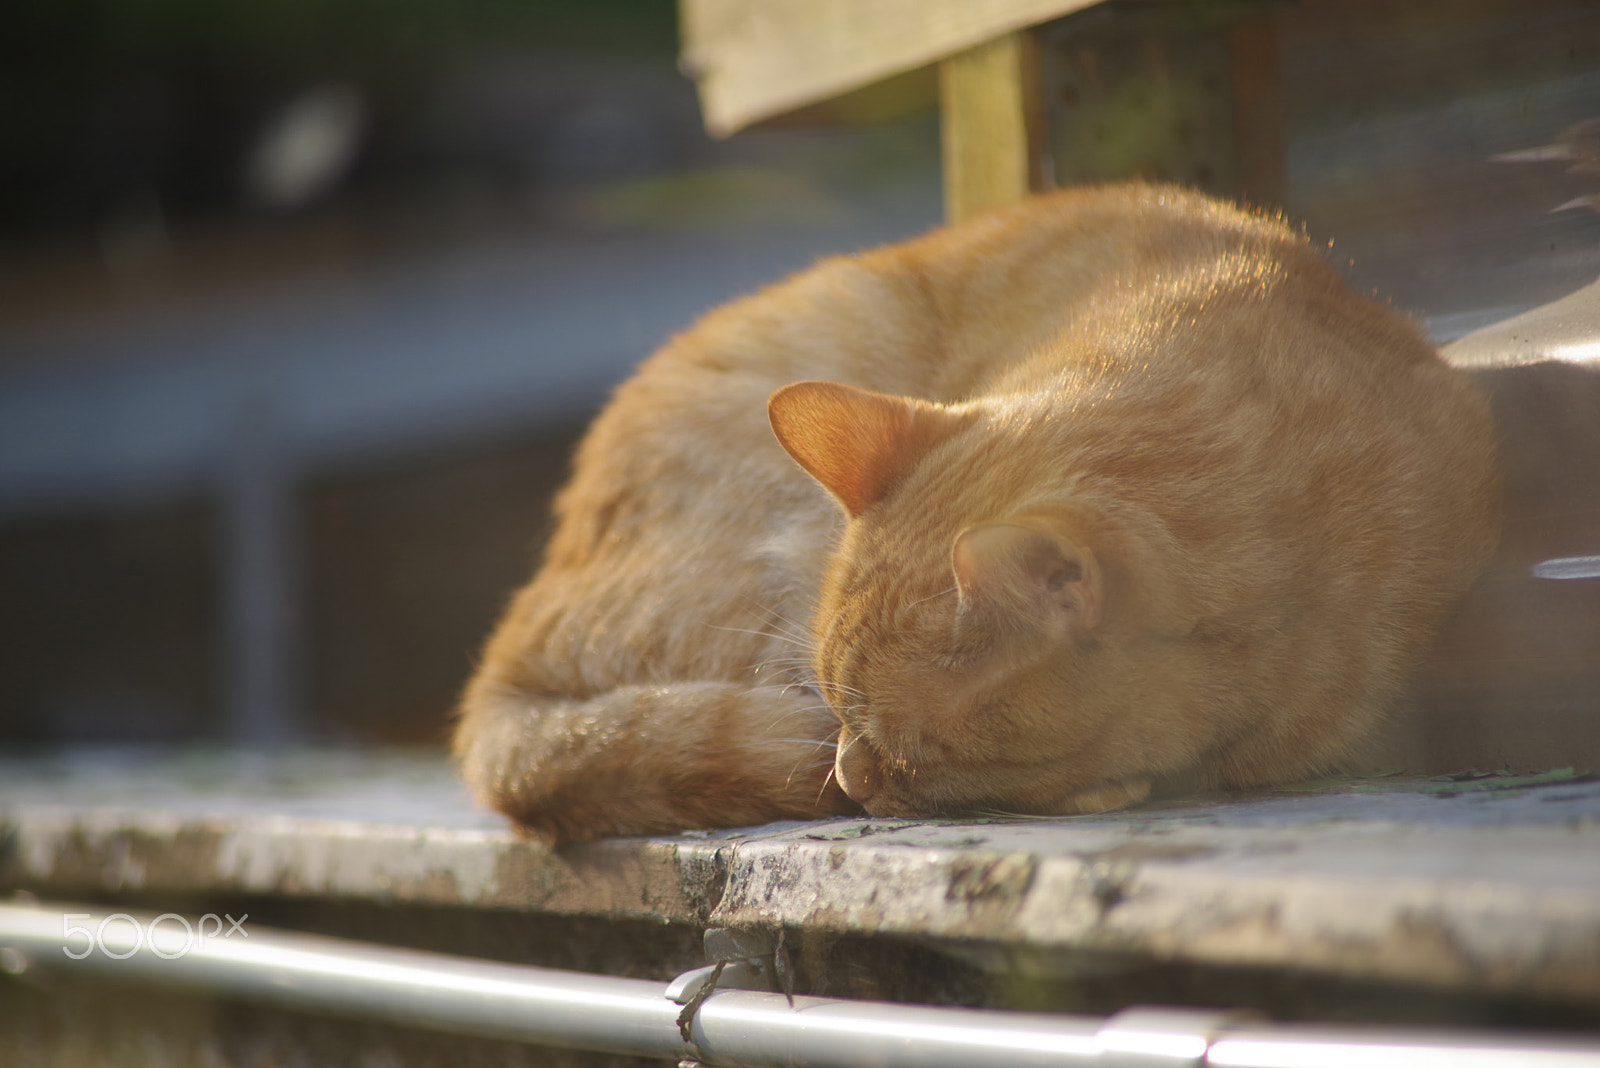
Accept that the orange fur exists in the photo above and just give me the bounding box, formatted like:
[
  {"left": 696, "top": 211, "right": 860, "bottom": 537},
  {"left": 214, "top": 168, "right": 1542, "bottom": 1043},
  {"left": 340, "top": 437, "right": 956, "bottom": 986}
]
[{"left": 453, "top": 184, "right": 1499, "bottom": 842}]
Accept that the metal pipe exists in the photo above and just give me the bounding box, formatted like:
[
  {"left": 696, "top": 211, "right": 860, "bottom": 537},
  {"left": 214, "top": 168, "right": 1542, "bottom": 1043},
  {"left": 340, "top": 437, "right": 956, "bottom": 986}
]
[
  {"left": 0, "top": 901, "right": 1105, "bottom": 1066},
  {"left": 0, "top": 901, "right": 684, "bottom": 1058},
  {"left": 3, "top": 901, "right": 1598, "bottom": 1068},
  {"left": 1206, "top": 1027, "right": 1600, "bottom": 1068}
]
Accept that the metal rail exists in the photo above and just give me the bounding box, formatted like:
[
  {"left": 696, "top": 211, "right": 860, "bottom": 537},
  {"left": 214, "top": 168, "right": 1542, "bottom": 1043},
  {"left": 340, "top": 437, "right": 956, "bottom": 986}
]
[{"left": 2, "top": 901, "right": 1597, "bottom": 1067}]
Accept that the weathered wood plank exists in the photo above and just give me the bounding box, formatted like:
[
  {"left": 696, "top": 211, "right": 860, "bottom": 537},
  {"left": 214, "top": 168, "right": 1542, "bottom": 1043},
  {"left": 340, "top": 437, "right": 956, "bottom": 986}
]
[
  {"left": 939, "top": 31, "right": 1048, "bottom": 222},
  {"left": 680, "top": 0, "right": 1103, "bottom": 137}
]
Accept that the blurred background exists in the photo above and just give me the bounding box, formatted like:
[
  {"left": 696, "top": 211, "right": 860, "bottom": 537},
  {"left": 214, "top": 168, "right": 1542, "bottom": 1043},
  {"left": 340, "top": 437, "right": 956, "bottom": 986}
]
[
  {"left": 0, "top": 0, "right": 945, "bottom": 748},
  {"left": 1, "top": 0, "right": 1597, "bottom": 752}
]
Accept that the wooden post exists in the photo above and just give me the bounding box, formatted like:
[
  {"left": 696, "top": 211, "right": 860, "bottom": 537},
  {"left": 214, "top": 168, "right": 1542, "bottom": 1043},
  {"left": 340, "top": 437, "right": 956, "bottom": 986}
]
[
  {"left": 1227, "top": 13, "right": 1286, "bottom": 210},
  {"left": 938, "top": 30, "right": 1048, "bottom": 223}
]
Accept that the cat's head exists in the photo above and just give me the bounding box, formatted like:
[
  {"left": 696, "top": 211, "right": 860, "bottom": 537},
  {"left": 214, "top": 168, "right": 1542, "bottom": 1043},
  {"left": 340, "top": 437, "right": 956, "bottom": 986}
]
[{"left": 770, "top": 381, "right": 1155, "bottom": 819}]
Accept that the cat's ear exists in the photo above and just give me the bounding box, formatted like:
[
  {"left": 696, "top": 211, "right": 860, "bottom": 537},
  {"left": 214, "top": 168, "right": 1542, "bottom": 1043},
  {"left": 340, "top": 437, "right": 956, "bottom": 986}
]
[
  {"left": 952, "top": 523, "right": 1102, "bottom": 632},
  {"left": 768, "top": 381, "right": 969, "bottom": 517}
]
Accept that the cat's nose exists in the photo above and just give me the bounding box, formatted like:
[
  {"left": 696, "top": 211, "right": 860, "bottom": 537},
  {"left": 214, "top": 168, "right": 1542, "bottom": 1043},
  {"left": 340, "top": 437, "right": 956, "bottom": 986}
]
[{"left": 835, "top": 731, "right": 882, "bottom": 806}]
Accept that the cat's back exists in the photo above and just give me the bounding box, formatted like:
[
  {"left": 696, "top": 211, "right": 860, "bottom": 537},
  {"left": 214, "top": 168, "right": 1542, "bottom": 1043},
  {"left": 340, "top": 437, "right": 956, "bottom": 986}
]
[
  {"left": 621, "top": 183, "right": 1300, "bottom": 406},
  {"left": 535, "top": 182, "right": 1405, "bottom": 628},
  {"left": 506, "top": 184, "right": 1492, "bottom": 683}
]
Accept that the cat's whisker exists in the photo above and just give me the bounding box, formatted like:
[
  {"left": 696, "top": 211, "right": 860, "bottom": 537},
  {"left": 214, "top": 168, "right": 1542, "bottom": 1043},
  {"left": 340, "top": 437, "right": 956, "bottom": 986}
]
[
  {"left": 753, "top": 600, "right": 815, "bottom": 629},
  {"left": 905, "top": 584, "right": 958, "bottom": 609},
  {"left": 755, "top": 661, "right": 821, "bottom": 682},
  {"left": 744, "top": 737, "right": 837, "bottom": 749},
  {"left": 815, "top": 765, "right": 839, "bottom": 805},
  {"left": 968, "top": 807, "right": 1034, "bottom": 821},
  {"left": 763, "top": 629, "right": 815, "bottom": 651},
  {"left": 767, "top": 662, "right": 821, "bottom": 678},
  {"left": 781, "top": 708, "right": 842, "bottom": 724},
  {"left": 738, "top": 601, "right": 819, "bottom": 648},
  {"left": 753, "top": 670, "right": 815, "bottom": 693},
  {"left": 777, "top": 682, "right": 830, "bottom": 704},
  {"left": 784, "top": 756, "right": 839, "bottom": 788},
  {"left": 813, "top": 680, "right": 869, "bottom": 705},
  {"left": 753, "top": 704, "right": 839, "bottom": 730},
  {"left": 695, "top": 733, "right": 833, "bottom": 761},
  {"left": 968, "top": 807, "right": 1095, "bottom": 823},
  {"left": 708, "top": 622, "right": 805, "bottom": 644}
]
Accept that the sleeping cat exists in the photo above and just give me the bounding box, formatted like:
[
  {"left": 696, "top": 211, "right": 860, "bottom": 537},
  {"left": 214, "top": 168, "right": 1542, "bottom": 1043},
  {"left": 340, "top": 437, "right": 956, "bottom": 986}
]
[{"left": 454, "top": 184, "right": 1500, "bottom": 844}]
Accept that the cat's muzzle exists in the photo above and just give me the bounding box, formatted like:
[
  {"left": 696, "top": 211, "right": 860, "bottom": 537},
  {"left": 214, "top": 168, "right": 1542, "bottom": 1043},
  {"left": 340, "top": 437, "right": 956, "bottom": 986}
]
[{"left": 834, "top": 727, "right": 884, "bottom": 808}]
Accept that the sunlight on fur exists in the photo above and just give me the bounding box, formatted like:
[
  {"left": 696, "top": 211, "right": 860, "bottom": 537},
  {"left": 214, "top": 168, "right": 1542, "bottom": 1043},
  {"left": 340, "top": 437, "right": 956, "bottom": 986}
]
[{"left": 453, "top": 184, "right": 1500, "bottom": 843}]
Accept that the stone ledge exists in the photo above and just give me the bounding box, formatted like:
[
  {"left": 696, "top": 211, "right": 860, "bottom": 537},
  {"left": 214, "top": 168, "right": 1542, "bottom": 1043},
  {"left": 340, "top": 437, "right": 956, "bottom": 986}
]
[{"left": 3, "top": 751, "right": 1598, "bottom": 1004}]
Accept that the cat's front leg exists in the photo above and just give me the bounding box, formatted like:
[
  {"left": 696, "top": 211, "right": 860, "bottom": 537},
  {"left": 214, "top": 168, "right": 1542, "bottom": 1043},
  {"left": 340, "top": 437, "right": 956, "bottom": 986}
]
[{"left": 454, "top": 682, "right": 858, "bottom": 843}]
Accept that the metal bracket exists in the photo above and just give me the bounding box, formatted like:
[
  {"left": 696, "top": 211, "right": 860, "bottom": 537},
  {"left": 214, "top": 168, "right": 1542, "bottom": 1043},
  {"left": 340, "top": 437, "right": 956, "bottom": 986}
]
[
  {"left": 668, "top": 928, "right": 786, "bottom": 1048},
  {"left": 664, "top": 959, "right": 772, "bottom": 1005}
]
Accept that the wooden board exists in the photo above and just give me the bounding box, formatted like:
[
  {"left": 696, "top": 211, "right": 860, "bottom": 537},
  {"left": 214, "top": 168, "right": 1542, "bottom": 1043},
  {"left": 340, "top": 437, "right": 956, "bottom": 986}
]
[{"left": 680, "top": 0, "right": 1105, "bottom": 136}]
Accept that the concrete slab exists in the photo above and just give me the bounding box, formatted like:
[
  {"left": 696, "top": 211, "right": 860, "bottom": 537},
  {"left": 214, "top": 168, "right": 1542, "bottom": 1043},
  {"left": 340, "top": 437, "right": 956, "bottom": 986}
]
[{"left": 3, "top": 750, "right": 1598, "bottom": 1004}]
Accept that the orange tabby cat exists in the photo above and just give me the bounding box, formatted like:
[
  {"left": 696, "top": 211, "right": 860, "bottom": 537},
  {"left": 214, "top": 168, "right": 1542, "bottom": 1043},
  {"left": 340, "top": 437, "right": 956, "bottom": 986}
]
[{"left": 454, "top": 184, "right": 1500, "bottom": 843}]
